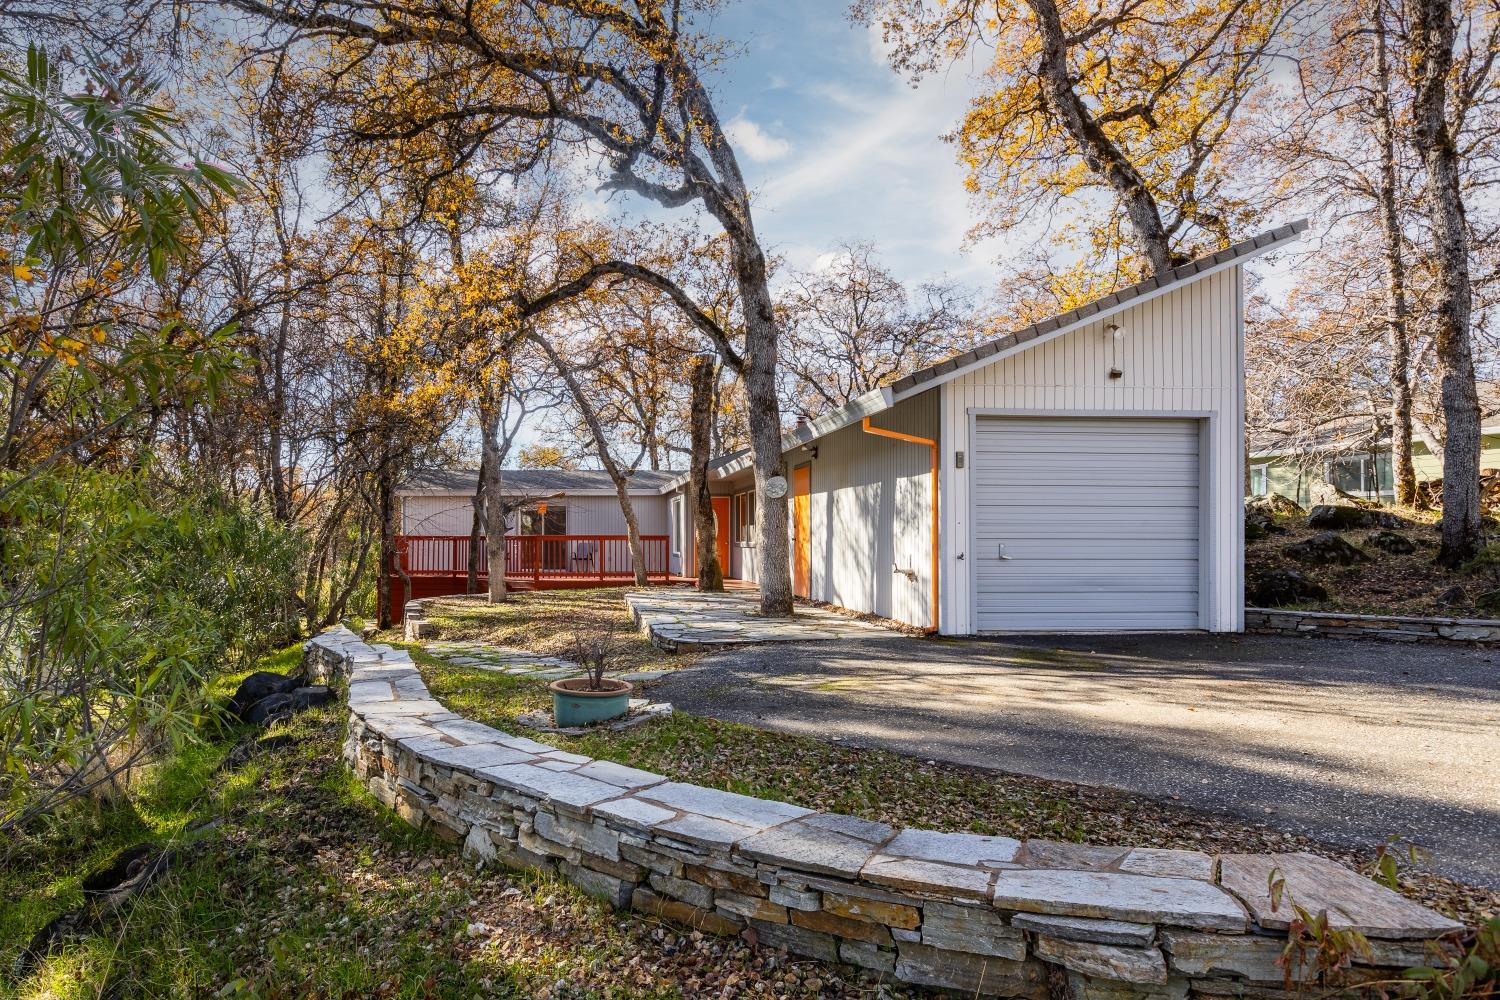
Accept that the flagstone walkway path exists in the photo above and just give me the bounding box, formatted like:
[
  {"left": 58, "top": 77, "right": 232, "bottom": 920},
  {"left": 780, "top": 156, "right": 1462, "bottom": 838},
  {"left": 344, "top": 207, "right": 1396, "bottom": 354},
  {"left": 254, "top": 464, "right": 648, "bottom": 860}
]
[
  {"left": 424, "top": 641, "right": 668, "bottom": 684},
  {"left": 624, "top": 590, "right": 895, "bottom": 651}
]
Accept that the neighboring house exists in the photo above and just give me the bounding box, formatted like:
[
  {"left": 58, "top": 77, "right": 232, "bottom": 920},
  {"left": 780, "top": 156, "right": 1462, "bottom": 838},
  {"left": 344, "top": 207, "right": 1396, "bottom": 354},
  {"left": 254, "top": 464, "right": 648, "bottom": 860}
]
[
  {"left": 1249, "top": 408, "right": 1500, "bottom": 508},
  {"left": 399, "top": 221, "right": 1305, "bottom": 634}
]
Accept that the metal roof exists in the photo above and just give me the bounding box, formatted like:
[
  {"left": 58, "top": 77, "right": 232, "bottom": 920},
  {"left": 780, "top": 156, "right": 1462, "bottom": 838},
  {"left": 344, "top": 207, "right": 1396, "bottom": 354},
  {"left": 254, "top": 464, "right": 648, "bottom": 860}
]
[
  {"left": 671, "top": 221, "right": 1308, "bottom": 488},
  {"left": 400, "top": 467, "right": 683, "bottom": 495},
  {"left": 888, "top": 220, "right": 1309, "bottom": 397}
]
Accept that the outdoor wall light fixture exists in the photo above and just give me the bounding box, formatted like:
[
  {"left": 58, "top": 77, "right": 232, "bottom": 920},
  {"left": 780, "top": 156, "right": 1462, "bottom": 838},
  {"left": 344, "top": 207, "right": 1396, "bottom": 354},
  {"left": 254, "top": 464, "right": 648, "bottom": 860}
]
[{"left": 1105, "top": 323, "right": 1125, "bottom": 379}]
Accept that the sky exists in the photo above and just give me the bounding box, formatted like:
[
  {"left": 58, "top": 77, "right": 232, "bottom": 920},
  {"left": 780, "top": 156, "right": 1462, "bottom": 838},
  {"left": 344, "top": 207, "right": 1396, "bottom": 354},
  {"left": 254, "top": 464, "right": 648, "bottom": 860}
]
[{"left": 622, "top": 2, "right": 1005, "bottom": 291}]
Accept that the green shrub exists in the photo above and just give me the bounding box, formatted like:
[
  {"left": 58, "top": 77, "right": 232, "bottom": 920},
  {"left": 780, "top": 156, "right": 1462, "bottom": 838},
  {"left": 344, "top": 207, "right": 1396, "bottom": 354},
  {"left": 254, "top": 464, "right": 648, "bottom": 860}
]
[{"left": 0, "top": 469, "right": 303, "bottom": 833}]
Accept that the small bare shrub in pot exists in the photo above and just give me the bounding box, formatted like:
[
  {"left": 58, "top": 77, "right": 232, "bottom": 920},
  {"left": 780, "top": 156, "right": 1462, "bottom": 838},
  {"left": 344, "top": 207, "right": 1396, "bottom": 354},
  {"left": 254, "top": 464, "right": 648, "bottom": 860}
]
[{"left": 549, "top": 630, "right": 634, "bottom": 726}]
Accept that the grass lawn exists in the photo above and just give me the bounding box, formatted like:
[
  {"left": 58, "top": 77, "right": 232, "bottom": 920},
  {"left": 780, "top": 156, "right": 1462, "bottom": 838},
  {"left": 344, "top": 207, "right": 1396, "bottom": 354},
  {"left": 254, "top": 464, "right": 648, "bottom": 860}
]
[
  {"left": 398, "top": 590, "right": 1497, "bottom": 931},
  {"left": 2, "top": 643, "right": 927, "bottom": 1000}
]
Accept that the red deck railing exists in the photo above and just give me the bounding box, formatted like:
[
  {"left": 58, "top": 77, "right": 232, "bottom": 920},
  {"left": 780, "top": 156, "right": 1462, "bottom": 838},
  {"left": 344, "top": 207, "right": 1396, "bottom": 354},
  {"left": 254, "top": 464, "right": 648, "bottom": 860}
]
[{"left": 393, "top": 534, "right": 671, "bottom": 583}]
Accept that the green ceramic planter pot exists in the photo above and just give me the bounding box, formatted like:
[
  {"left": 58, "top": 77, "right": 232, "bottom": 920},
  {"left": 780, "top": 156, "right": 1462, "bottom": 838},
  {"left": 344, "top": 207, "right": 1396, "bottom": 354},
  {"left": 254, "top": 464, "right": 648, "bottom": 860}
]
[{"left": 549, "top": 677, "right": 634, "bottom": 727}]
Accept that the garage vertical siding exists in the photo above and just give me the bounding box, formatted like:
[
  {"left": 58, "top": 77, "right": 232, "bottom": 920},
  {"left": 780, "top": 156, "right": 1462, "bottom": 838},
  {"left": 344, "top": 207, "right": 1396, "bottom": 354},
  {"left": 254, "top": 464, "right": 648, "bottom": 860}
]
[
  {"left": 938, "top": 267, "right": 1243, "bottom": 633},
  {"left": 802, "top": 389, "right": 938, "bottom": 627}
]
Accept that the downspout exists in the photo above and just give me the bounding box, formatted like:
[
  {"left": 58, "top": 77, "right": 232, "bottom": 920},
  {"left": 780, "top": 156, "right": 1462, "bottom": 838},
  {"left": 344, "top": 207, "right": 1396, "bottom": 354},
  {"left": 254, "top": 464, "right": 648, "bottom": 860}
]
[{"left": 861, "top": 417, "right": 939, "bottom": 634}]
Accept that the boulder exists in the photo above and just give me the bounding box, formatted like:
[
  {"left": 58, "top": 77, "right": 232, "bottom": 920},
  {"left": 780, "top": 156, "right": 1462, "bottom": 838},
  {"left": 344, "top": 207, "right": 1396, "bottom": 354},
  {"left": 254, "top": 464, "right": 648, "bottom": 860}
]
[
  {"left": 1246, "top": 493, "right": 1304, "bottom": 518},
  {"left": 1307, "top": 504, "right": 1413, "bottom": 531},
  {"left": 1245, "top": 508, "right": 1278, "bottom": 541},
  {"left": 1246, "top": 569, "right": 1328, "bottom": 606},
  {"left": 1309, "top": 480, "right": 1378, "bottom": 509},
  {"left": 243, "top": 686, "right": 335, "bottom": 726},
  {"left": 228, "top": 671, "right": 301, "bottom": 719},
  {"left": 1283, "top": 532, "right": 1371, "bottom": 566},
  {"left": 1365, "top": 530, "right": 1415, "bottom": 555}
]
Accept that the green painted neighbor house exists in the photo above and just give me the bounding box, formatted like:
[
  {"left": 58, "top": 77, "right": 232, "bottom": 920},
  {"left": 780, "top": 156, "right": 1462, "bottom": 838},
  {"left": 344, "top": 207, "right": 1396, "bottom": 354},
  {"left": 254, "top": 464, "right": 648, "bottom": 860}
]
[{"left": 1250, "top": 425, "right": 1500, "bottom": 506}]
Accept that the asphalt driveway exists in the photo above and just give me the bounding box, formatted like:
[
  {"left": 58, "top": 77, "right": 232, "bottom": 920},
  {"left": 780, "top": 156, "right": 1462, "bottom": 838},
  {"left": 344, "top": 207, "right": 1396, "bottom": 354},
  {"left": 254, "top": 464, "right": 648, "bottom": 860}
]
[{"left": 651, "top": 632, "right": 1500, "bottom": 887}]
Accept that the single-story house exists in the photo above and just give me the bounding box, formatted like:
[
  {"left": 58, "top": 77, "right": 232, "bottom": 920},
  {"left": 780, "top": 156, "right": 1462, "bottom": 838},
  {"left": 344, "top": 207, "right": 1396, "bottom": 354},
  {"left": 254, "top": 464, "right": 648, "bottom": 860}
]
[
  {"left": 399, "top": 221, "right": 1306, "bottom": 633},
  {"left": 393, "top": 468, "right": 682, "bottom": 606},
  {"left": 1250, "top": 397, "right": 1500, "bottom": 507}
]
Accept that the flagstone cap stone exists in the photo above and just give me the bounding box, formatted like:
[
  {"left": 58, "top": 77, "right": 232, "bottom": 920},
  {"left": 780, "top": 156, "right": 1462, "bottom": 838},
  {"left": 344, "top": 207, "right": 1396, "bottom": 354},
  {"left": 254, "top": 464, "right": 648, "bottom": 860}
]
[
  {"left": 304, "top": 625, "right": 1466, "bottom": 999},
  {"left": 1219, "top": 852, "right": 1464, "bottom": 938}
]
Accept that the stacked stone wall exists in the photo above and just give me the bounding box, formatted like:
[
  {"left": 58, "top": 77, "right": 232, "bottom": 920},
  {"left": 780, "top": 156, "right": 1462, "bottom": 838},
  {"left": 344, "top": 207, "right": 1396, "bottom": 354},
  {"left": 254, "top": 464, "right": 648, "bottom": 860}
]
[
  {"left": 1245, "top": 608, "right": 1500, "bottom": 643},
  {"left": 305, "top": 627, "right": 1463, "bottom": 999}
]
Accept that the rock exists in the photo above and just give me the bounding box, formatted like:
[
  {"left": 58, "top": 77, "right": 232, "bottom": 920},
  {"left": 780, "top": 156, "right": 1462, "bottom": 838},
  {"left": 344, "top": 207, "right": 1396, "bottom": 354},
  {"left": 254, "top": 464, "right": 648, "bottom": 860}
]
[
  {"left": 747, "top": 918, "right": 839, "bottom": 962},
  {"left": 1217, "top": 852, "right": 1464, "bottom": 939},
  {"left": 791, "top": 907, "right": 893, "bottom": 946},
  {"left": 989, "top": 869, "right": 1248, "bottom": 932},
  {"left": 1282, "top": 531, "right": 1371, "bottom": 565},
  {"left": 882, "top": 828, "right": 1023, "bottom": 867},
  {"left": 1245, "top": 508, "right": 1278, "bottom": 541},
  {"left": 1247, "top": 493, "right": 1304, "bottom": 518},
  {"left": 735, "top": 817, "right": 883, "bottom": 878},
  {"left": 895, "top": 941, "right": 1048, "bottom": 998},
  {"left": 838, "top": 939, "right": 895, "bottom": 973},
  {"left": 1245, "top": 569, "right": 1328, "bottom": 607},
  {"left": 861, "top": 854, "right": 995, "bottom": 900},
  {"left": 768, "top": 883, "right": 821, "bottom": 911},
  {"left": 1011, "top": 913, "right": 1156, "bottom": 947},
  {"left": 1308, "top": 504, "right": 1413, "bottom": 530},
  {"left": 1365, "top": 529, "right": 1416, "bottom": 554},
  {"left": 822, "top": 891, "right": 920, "bottom": 929},
  {"left": 243, "top": 687, "right": 330, "bottom": 726},
  {"left": 228, "top": 671, "right": 301, "bottom": 718},
  {"left": 1034, "top": 935, "right": 1169, "bottom": 984},
  {"left": 922, "top": 900, "right": 1026, "bottom": 959},
  {"left": 1116, "top": 848, "right": 1216, "bottom": 881},
  {"left": 1160, "top": 930, "right": 1314, "bottom": 983},
  {"left": 1310, "top": 481, "right": 1378, "bottom": 508}
]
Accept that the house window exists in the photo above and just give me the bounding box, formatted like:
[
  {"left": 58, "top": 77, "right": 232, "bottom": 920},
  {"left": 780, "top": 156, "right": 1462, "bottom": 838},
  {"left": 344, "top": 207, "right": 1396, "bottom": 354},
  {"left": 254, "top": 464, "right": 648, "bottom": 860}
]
[
  {"left": 1328, "top": 454, "right": 1394, "bottom": 500},
  {"left": 518, "top": 505, "right": 567, "bottom": 535},
  {"left": 1250, "top": 464, "right": 1268, "bottom": 496},
  {"left": 734, "top": 490, "right": 756, "bottom": 544}
]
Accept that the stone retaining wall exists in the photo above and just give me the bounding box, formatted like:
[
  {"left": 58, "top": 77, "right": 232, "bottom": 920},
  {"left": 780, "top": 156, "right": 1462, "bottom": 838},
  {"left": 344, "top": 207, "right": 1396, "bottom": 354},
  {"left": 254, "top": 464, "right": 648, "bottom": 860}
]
[
  {"left": 1245, "top": 607, "right": 1500, "bottom": 643},
  {"left": 305, "top": 627, "right": 1463, "bottom": 999}
]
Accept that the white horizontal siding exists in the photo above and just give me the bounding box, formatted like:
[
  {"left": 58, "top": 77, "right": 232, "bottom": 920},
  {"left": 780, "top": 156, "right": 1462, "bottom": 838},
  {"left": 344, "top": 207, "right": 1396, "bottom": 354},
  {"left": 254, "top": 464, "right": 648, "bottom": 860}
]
[
  {"left": 939, "top": 267, "right": 1244, "bottom": 633},
  {"left": 401, "top": 493, "right": 670, "bottom": 538}
]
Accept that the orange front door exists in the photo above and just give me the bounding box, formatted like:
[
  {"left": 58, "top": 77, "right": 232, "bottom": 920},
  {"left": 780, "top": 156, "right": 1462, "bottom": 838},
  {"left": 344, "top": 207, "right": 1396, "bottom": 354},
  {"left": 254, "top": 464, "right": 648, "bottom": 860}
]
[
  {"left": 792, "top": 465, "right": 811, "bottom": 597},
  {"left": 711, "top": 496, "right": 732, "bottom": 575}
]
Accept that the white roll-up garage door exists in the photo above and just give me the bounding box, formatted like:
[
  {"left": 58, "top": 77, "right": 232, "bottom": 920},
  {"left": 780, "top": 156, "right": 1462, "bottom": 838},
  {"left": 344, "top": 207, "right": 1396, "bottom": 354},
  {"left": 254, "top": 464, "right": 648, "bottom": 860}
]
[{"left": 971, "top": 416, "right": 1202, "bottom": 631}]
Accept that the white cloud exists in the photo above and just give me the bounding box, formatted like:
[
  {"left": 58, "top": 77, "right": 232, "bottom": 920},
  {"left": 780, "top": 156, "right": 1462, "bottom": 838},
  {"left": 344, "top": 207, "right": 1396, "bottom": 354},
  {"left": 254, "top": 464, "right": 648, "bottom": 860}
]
[{"left": 725, "top": 114, "right": 793, "bottom": 162}]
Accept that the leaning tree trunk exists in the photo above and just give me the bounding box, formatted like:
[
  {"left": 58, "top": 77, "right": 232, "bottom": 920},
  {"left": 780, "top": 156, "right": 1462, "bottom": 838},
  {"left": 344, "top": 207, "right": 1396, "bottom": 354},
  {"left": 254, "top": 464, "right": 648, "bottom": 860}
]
[
  {"left": 376, "top": 465, "right": 398, "bottom": 629},
  {"left": 530, "top": 333, "right": 649, "bottom": 584},
  {"left": 735, "top": 250, "right": 794, "bottom": 615},
  {"left": 467, "top": 448, "right": 486, "bottom": 594},
  {"left": 479, "top": 398, "right": 509, "bottom": 602},
  {"left": 1409, "top": 0, "right": 1483, "bottom": 565},
  {"left": 1375, "top": 9, "right": 1419, "bottom": 508},
  {"left": 689, "top": 354, "right": 724, "bottom": 591}
]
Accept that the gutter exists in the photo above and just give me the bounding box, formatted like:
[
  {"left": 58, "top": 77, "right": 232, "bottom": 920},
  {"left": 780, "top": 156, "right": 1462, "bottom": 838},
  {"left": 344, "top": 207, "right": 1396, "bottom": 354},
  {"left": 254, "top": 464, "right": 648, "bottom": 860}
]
[{"left": 860, "top": 417, "right": 939, "bottom": 634}]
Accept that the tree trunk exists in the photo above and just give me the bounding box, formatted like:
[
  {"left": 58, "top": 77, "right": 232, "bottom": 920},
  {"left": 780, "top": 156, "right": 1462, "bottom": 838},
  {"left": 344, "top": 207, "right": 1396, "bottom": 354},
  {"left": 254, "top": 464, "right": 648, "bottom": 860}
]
[
  {"left": 467, "top": 447, "right": 486, "bottom": 594},
  {"left": 479, "top": 398, "right": 509, "bottom": 602},
  {"left": 736, "top": 251, "right": 794, "bottom": 615},
  {"left": 1409, "top": 0, "right": 1483, "bottom": 565},
  {"left": 689, "top": 354, "right": 724, "bottom": 591},
  {"left": 1026, "top": 0, "right": 1175, "bottom": 276},
  {"left": 530, "top": 333, "right": 649, "bottom": 585},
  {"left": 377, "top": 468, "right": 397, "bottom": 629},
  {"left": 1374, "top": 8, "right": 1419, "bottom": 508}
]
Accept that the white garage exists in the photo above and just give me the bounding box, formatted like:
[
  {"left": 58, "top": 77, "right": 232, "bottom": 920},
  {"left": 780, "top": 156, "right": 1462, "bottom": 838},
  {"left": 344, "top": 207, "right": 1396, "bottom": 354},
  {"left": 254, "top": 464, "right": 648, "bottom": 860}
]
[
  {"left": 969, "top": 416, "right": 1203, "bottom": 631},
  {"left": 670, "top": 220, "right": 1305, "bottom": 634}
]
